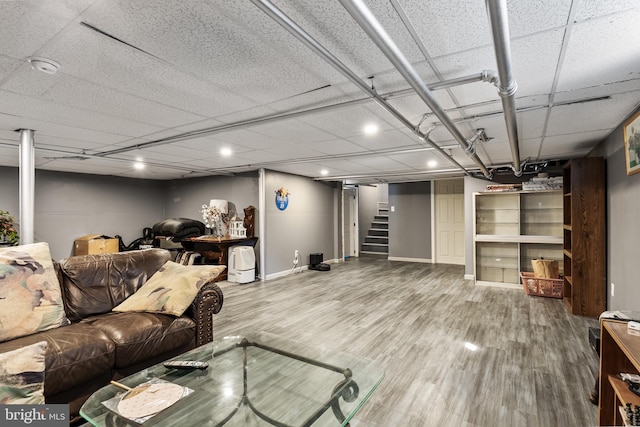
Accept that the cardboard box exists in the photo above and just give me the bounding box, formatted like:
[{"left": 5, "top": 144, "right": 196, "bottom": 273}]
[{"left": 74, "top": 234, "right": 119, "bottom": 256}]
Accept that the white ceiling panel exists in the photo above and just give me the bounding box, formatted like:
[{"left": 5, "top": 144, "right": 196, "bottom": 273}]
[
  {"left": 517, "top": 138, "right": 544, "bottom": 160},
  {"left": 547, "top": 92, "right": 640, "bottom": 136},
  {"left": 306, "top": 139, "right": 369, "bottom": 156},
  {"left": 540, "top": 130, "right": 611, "bottom": 157},
  {"left": 298, "top": 105, "right": 397, "bottom": 138},
  {"left": 574, "top": 0, "right": 637, "bottom": 21},
  {"left": 557, "top": 9, "right": 640, "bottom": 92},
  {"left": 402, "top": 1, "right": 492, "bottom": 57},
  {"left": 0, "top": 0, "right": 637, "bottom": 184},
  {"left": 347, "top": 129, "right": 420, "bottom": 152},
  {"left": 0, "top": 90, "right": 163, "bottom": 137},
  {"left": 0, "top": 2, "right": 72, "bottom": 58}
]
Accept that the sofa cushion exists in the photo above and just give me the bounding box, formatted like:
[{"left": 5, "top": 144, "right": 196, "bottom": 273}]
[
  {"left": 0, "top": 323, "right": 115, "bottom": 396},
  {"left": 0, "top": 341, "right": 47, "bottom": 404},
  {"left": 0, "top": 242, "right": 70, "bottom": 342},
  {"left": 113, "top": 261, "right": 225, "bottom": 316},
  {"left": 58, "top": 248, "right": 172, "bottom": 322},
  {"left": 81, "top": 312, "right": 196, "bottom": 368}
]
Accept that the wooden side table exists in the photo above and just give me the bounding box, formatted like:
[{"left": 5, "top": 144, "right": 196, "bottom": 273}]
[{"left": 598, "top": 319, "right": 640, "bottom": 425}]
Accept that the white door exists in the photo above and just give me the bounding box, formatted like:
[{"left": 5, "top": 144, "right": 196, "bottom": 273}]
[
  {"left": 343, "top": 187, "right": 358, "bottom": 258},
  {"left": 435, "top": 179, "right": 465, "bottom": 265}
]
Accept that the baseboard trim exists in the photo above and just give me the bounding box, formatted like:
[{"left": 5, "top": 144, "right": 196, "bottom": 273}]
[
  {"left": 475, "top": 280, "right": 522, "bottom": 290},
  {"left": 388, "top": 257, "right": 432, "bottom": 263},
  {"left": 265, "top": 265, "right": 309, "bottom": 280},
  {"left": 464, "top": 274, "right": 475, "bottom": 281}
]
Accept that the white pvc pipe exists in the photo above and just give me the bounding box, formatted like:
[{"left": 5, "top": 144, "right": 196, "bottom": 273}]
[{"left": 19, "top": 129, "right": 35, "bottom": 244}]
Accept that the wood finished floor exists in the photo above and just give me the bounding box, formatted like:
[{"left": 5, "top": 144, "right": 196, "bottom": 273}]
[{"left": 214, "top": 256, "right": 600, "bottom": 427}]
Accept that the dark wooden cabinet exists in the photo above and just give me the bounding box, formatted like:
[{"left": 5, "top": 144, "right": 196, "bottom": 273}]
[{"left": 562, "top": 157, "right": 606, "bottom": 317}]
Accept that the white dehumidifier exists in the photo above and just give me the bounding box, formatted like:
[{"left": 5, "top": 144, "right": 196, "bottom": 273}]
[{"left": 228, "top": 246, "right": 255, "bottom": 284}]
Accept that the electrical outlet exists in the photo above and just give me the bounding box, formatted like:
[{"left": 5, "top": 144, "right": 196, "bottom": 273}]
[
  {"left": 611, "top": 283, "right": 615, "bottom": 297},
  {"left": 295, "top": 250, "right": 299, "bottom": 258}
]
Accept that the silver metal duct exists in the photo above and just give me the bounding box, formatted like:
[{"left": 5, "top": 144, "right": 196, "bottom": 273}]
[
  {"left": 338, "top": 0, "right": 492, "bottom": 179},
  {"left": 250, "top": 0, "right": 472, "bottom": 176},
  {"left": 486, "top": 0, "right": 522, "bottom": 176},
  {"left": 97, "top": 71, "right": 496, "bottom": 158}
]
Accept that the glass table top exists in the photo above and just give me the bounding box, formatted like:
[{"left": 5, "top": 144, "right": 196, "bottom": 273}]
[{"left": 80, "top": 332, "right": 384, "bottom": 426}]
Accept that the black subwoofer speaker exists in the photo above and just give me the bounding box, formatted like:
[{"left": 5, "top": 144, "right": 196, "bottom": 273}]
[{"left": 309, "top": 253, "right": 323, "bottom": 267}]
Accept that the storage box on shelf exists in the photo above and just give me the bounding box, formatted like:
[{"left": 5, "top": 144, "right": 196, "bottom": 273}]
[
  {"left": 73, "top": 234, "right": 119, "bottom": 255},
  {"left": 473, "top": 190, "right": 563, "bottom": 288},
  {"left": 520, "top": 272, "right": 563, "bottom": 298}
]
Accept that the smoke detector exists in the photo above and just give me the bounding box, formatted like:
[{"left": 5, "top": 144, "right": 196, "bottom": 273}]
[{"left": 28, "top": 57, "right": 60, "bottom": 75}]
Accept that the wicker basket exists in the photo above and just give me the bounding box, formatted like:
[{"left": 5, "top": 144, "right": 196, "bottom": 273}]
[{"left": 520, "top": 272, "right": 563, "bottom": 298}]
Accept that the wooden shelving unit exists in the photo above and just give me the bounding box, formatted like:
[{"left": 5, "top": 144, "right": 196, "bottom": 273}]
[
  {"left": 473, "top": 190, "right": 563, "bottom": 288},
  {"left": 562, "top": 157, "right": 606, "bottom": 317},
  {"left": 599, "top": 320, "right": 640, "bottom": 426}
]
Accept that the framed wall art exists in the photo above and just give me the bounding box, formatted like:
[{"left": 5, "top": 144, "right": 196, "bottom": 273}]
[{"left": 623, "top": 109, "right": 640, "bottom": 175}]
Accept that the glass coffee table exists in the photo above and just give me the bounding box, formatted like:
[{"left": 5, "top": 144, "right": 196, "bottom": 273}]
[{"left": 80, "top": 332, "right": 384, "bottom": 426}]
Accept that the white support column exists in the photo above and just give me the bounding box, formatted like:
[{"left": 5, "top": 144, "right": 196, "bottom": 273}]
[
  {"left": 19, "top": 129, "right": 35, "bottom": 244},
  {"left": 258, "top": 168, "right": 266, "bottom": 281}
]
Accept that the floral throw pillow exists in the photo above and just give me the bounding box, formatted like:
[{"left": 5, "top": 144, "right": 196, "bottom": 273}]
[
  {"left": 113, "top": 261, "right": 225, "bottom": 317},
  {"left": 0, "top": 242, "right": 69, "bottom": 342},
  {"left": 0, "top": 341, "right": 47, "bottom": 404}
]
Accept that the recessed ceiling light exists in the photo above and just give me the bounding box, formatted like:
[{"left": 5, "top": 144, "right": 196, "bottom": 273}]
[
  {"left": 28, "top": 57, "right": 60, "bottom": 75},
  {"left": 221, "top": 148, "right": 232, "bottom": 157},
  {"left": 363, "top": 123, "right": 379, "bottom": 135},
  {"left": 320, "top": 169, "right": 329, "bottom": 176},
  {"left": 133, "top": 161, "right": 145, "bottom": 170},
  {"left": 427, "top": 160, "right": 438, "bottom": 168}
]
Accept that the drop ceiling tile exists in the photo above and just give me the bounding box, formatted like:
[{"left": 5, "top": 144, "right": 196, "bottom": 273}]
[
  {"left": 402, "top": 0, "right": 492, "bottom": 57},
  {"left": 0, "top": 90, "right": 163, "bottom": 137},
  {"left": 540, "top": 130, "right": 611, "bottom": 157},
  {"left": 250, "top": 119, "right": 336, "bottom": 144},
  {"left": 575, "top": 0, "right": 638, "bottom": 21},
  {"left": 0, "top": 2, "right": 70, "bottom": 58},
  {"left": 82, "top": 1, "right": 343, "bottom": 104},
  {"left": 298, "top": 105, "right": 396, "bottom": 138},
  {"left": 518, "top": 137, "right": 544, "bottom": 160},
  {"left": 506, "top": 0, "right": 572, "bottom": 37},
  {"left": 305, "top": 138, "right": 368, "bottom": 156},
  {"left": 0, "top": 55, "right": 24, "bottom": 82},
  {"left": 347, "top": 129, "right": 420, "bottom": 152},
  {"left": 0, "top": 112, "right": 132, "bottom": 146},
  {"left": 553, "top": 80, "right": 640, "bottom": 104},
  {"left": 547, "top": 92, "right": 639, "bottom": 135},
  {"left": 387, "top": 151, "right": 440, "bottom": 169},
  {"left": 39, "top": 75, "right": 206, "bottom": 127},
  {"left": 557, "top": 10, "right": 640, "bottom": 91},
  {"left": 45, "top": 25, "right": 260, "bottom": 118},
  {"left": 263, "top": 142, "right": 326, "bottom": 158},
  {"left": 193, "top": 129, "right": 289, "bottom": 151},
  {"left": 349, "top": 155, "right": 407, "bottom": 171}
]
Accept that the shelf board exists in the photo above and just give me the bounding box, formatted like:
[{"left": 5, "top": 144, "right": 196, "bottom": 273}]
[
  {"left": 565, "top": 275, "right": 572, "bottom": 285},
  {"left": 563, "top": 249, "right": 572, "bottom": 258},
  {"left": 563, "top": 224, "right": 572, "bottom": 231},
  {"left": 610, "top": 375, "right": 640, "bottom": 407}
]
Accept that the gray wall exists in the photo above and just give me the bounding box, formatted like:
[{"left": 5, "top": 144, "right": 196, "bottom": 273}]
[
  {"left": 388, "top": 181, "right": 431, "bottom": 260},
  {"left": 0, "top": 167, "right": 166, "bottom": 259},
  {"left": 264, "top": 170, "right": 337, "bottom": 277},
  {"left": 464, "top": 175, "right": 491, "bottom": 277},
  {"left": 591, "top": 112, "right": 640, "bottom": 311},
  {"left": 164, "top": 173, "right": 259, "bottom": 230}
]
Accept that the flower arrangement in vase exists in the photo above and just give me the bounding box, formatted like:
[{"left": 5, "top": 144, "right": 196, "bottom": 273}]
[
  {"left": 0, "top": 210, "right": 19, "bottom": 246},
  {"left": 200, "top": 205, "right": 230, "bottom": 238}
]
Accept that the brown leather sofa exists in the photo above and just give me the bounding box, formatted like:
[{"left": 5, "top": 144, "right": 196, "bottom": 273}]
[{"left": 0, "top": 248, "right": 223, "bottom": 422}]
